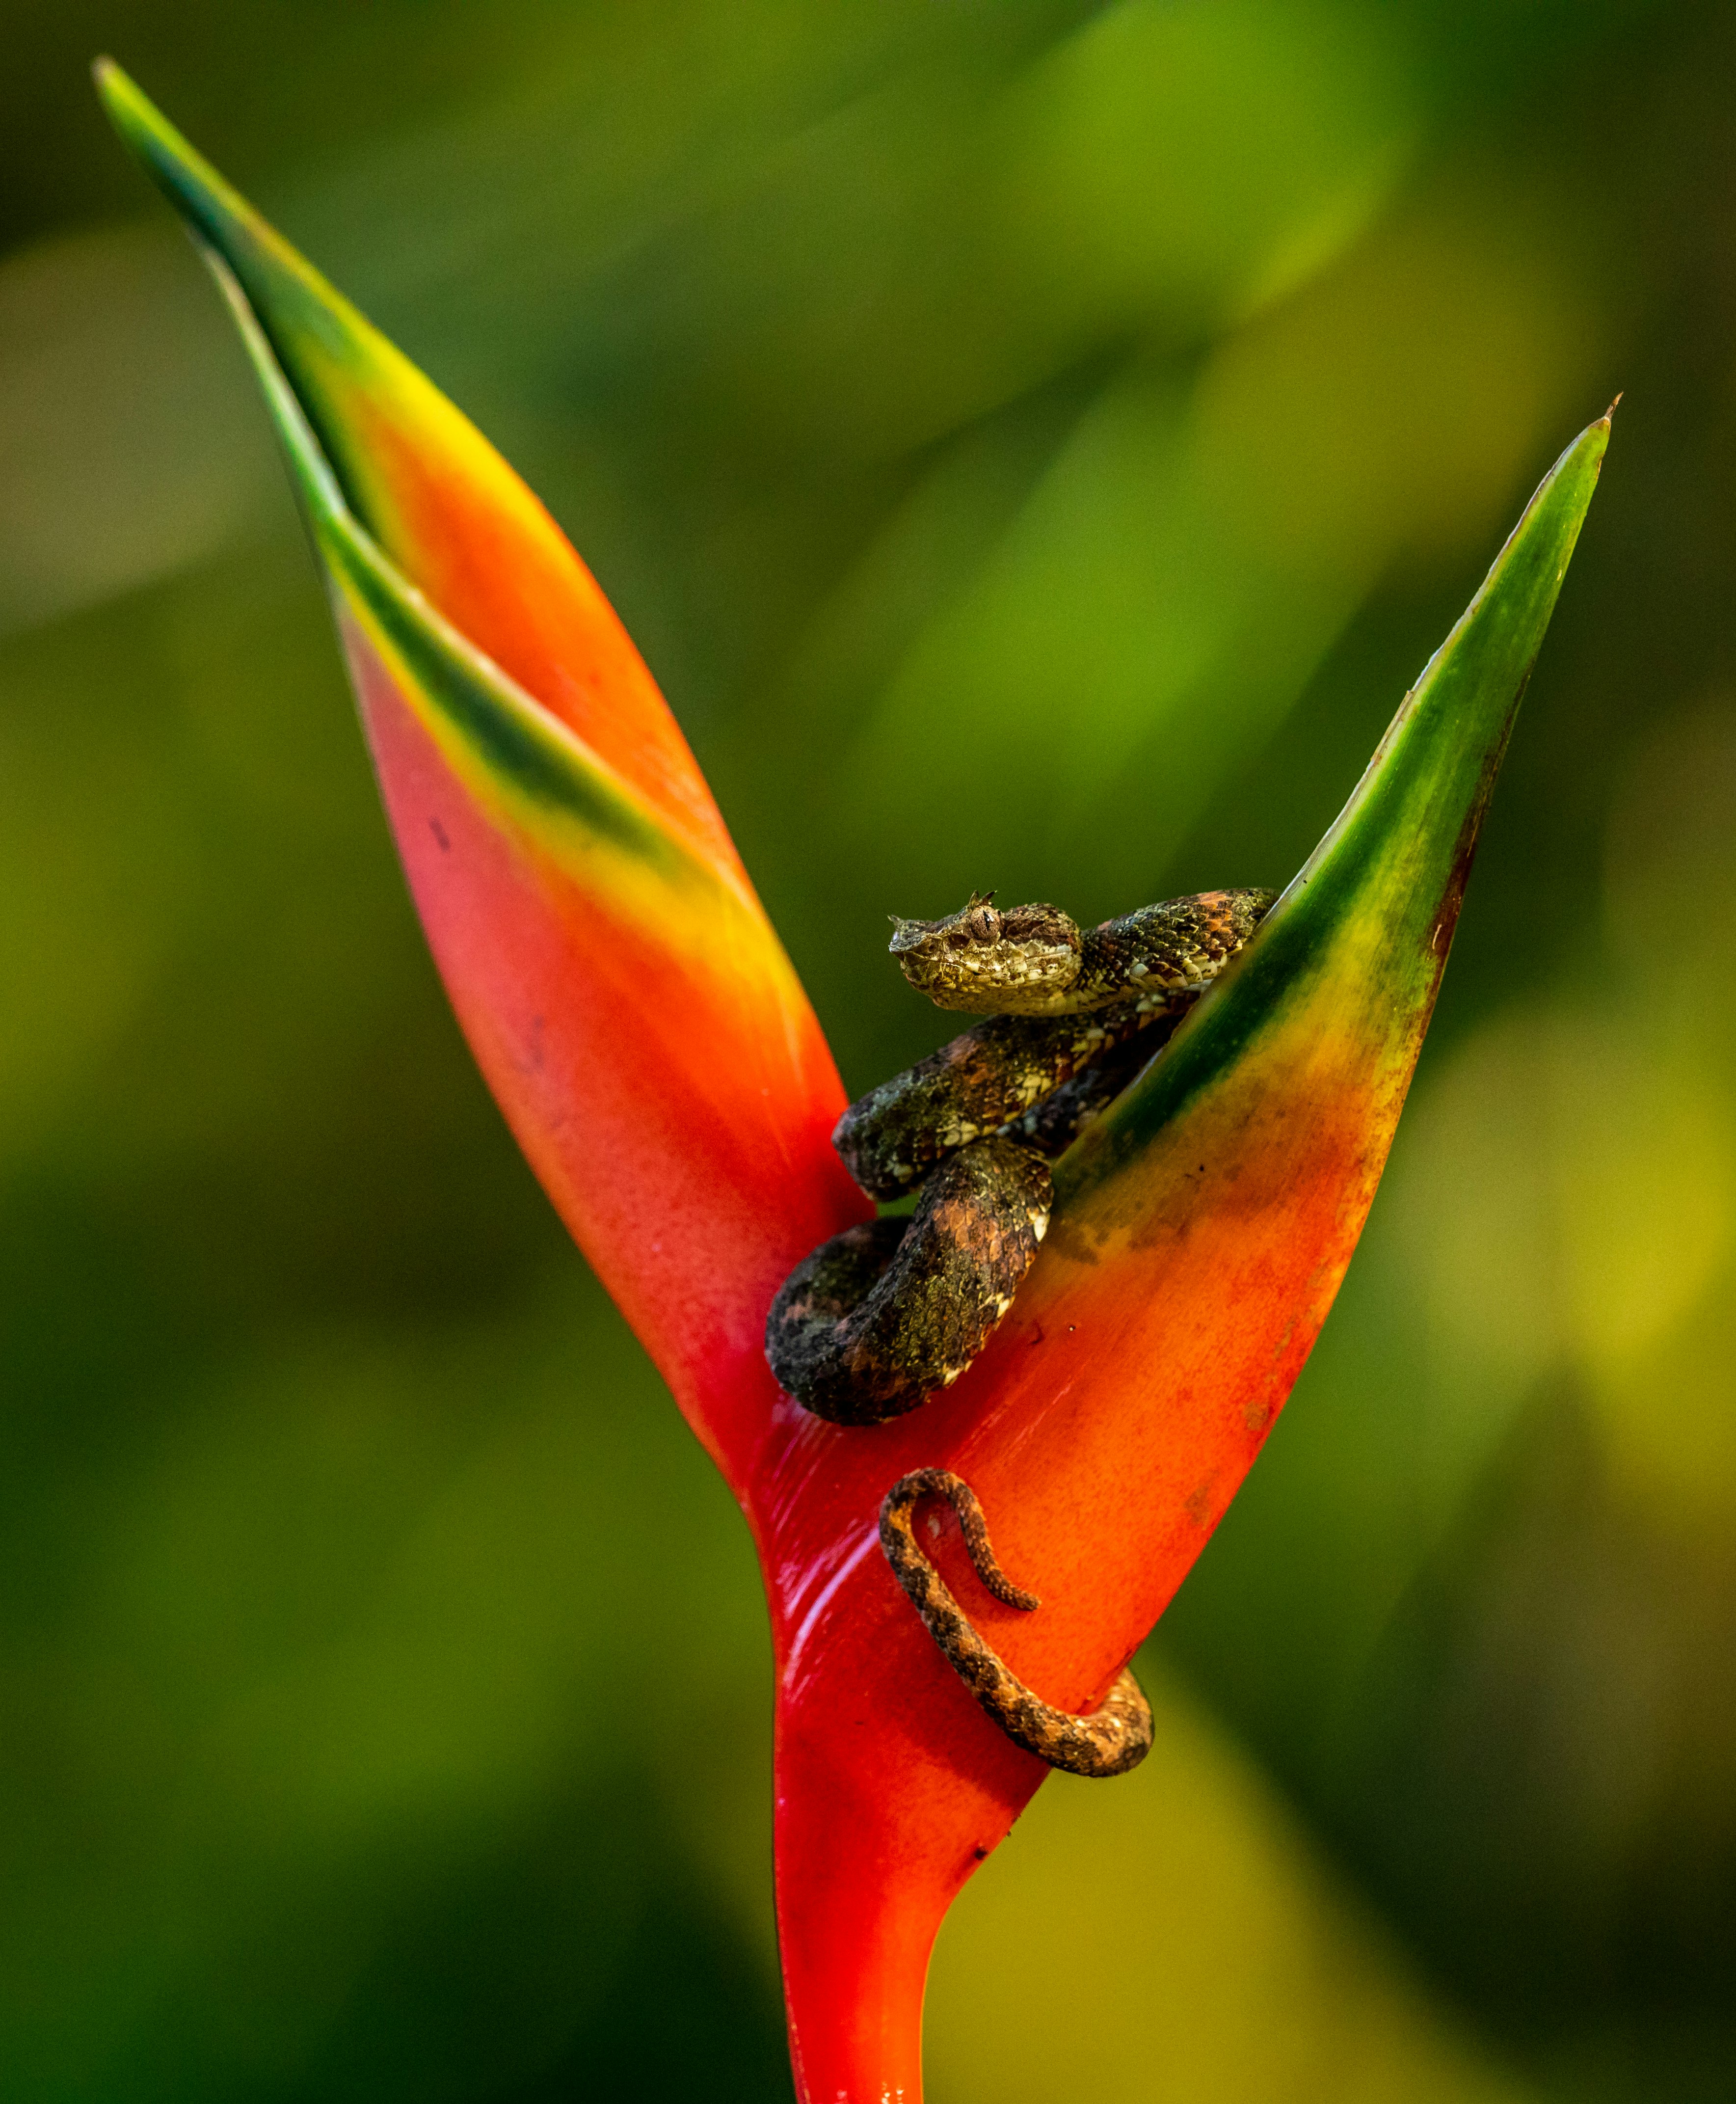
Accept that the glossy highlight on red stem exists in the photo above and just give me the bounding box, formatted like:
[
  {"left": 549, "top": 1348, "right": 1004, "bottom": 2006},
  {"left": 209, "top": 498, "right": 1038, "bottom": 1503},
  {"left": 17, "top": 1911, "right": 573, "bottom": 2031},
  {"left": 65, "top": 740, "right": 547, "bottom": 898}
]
[{"left": 99, "top": 59, "right": 1609, "bottom": 2103}]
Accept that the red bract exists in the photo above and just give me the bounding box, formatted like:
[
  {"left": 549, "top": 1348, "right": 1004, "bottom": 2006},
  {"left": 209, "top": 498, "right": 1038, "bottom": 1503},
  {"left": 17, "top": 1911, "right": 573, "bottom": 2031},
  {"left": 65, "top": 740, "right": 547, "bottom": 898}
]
[{"left": 101, "top": 62, "right": 1608, "bottom": 2103}]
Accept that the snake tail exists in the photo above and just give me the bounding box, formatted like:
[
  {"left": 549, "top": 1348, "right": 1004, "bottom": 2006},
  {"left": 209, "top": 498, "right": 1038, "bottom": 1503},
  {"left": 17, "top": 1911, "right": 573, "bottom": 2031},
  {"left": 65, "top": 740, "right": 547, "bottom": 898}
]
[{"left": 878, "top": 1468, "right": 1154, "bottom": 1779}]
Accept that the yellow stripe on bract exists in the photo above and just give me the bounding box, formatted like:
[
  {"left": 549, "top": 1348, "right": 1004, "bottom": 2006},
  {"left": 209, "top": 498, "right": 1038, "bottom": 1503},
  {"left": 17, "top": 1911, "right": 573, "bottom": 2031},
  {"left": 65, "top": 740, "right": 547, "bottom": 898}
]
[
  {"left": 204, "top": 248, "right": 776, "bottom": 970},
  {"left": 98, "top": 63, "right": 552, "bottom": 573},
  {"left": 1063, "top": 414, "right": 1609, "bottom": 1209}
]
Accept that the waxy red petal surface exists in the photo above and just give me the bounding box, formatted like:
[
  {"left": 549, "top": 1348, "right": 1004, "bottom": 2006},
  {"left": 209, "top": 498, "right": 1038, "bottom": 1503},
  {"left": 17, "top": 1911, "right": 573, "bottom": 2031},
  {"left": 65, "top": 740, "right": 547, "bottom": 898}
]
[{"left": 102, "top": 63, "right": 1607, "bottom": 2103}]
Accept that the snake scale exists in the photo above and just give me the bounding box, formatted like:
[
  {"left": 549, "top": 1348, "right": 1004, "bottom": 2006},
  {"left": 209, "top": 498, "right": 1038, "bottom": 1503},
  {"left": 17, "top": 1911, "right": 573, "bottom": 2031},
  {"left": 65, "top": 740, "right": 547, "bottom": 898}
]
[{"left": 765, "top": 886, "right": 1275, "bottom": 1777}]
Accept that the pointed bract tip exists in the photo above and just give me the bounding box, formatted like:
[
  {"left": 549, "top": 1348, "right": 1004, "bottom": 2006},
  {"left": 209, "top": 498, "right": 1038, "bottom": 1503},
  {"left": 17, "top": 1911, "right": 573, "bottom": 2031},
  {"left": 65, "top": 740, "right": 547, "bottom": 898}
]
[
  {"left": 91, "top": 54, "right": 143, "bottom": 129},
  {"left": 1604, "top": 392, "right": 1624, "bottom": 423},
  {"left": 92, "top": 57, "right": 187, "bottom": 178}
]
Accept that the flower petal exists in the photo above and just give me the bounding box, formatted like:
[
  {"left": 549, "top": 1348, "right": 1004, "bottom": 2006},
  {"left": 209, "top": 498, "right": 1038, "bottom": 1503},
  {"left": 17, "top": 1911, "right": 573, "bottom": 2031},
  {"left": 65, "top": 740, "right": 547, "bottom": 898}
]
[
  {"left": 758, "top": 415, "right": 1608, "bottom": 2098},
  {"left": 101, "top": 55, "right": 1607, "bottom": 2101},
  {"left": 98, "top": 62, "right": 864, "bottom": 1474},
  {"left": 93, "top": 60, "right": 731, "bottom": 867}
]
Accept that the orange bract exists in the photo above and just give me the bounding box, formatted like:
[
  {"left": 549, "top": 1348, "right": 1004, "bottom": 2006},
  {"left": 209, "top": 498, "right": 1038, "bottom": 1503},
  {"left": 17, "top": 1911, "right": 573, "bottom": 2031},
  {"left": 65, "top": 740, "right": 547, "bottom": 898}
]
[{"left": 101, "top": 59, "right": 1607, "bottom": 2104}]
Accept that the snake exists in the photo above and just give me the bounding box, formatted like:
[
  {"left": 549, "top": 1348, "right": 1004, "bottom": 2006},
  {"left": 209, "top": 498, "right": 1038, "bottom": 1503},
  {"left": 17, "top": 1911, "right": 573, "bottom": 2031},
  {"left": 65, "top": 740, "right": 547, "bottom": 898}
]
[{"left": 765, "top": 886, "right": 1275, "bottom": 1776}]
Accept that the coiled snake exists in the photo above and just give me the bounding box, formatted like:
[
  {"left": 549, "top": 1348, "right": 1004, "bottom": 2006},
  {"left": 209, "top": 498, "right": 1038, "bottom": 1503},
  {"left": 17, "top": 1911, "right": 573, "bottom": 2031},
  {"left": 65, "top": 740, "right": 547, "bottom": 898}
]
[{"left": 765, "top": 887, "right": 1273, "bottom": 1778}]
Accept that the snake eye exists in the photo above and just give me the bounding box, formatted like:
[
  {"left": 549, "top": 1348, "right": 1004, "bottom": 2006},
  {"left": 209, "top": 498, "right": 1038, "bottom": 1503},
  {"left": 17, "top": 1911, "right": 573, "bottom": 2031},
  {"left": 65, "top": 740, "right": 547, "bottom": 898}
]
[{"left": 965, "top": 903, "right": 1001, "bottom": 944}]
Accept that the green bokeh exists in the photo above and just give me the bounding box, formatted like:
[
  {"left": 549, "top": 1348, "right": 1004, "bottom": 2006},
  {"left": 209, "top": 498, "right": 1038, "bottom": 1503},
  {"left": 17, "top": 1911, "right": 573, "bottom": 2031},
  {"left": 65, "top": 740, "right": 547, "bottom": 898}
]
[{"left": 3, "top": 3, "right": 1734, "bottom": 2098}]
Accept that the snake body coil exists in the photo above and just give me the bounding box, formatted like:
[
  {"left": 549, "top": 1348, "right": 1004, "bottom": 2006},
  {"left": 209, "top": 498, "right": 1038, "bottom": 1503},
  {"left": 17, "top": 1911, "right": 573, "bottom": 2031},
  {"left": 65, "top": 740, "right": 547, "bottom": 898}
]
[{"left": 765, "top": 885, "right": 1274, "bottom": 1776}]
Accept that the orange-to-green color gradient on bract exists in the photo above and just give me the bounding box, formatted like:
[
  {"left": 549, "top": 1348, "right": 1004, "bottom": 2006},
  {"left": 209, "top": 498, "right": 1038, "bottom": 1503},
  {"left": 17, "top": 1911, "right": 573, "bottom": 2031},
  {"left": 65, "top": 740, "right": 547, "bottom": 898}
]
[
  {"left": 760, "top": 417, "right": 1606, "bottom": 2101},
  {"left": 94, "top": 58, "right": 739, "bottom": 875},
  {"left": 94, "top": 59, "right": 864, "bottom": 1475},
  {"left": 97, "top": 57, "right": 1606, "bottom": 2104}
]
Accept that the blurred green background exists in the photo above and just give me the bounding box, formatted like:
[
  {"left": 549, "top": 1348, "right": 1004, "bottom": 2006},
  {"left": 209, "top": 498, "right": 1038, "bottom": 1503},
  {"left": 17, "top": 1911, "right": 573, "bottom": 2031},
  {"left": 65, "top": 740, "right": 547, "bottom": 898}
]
[{"left": 3, "top": 2, "right": 1734, "bottom": 2098}]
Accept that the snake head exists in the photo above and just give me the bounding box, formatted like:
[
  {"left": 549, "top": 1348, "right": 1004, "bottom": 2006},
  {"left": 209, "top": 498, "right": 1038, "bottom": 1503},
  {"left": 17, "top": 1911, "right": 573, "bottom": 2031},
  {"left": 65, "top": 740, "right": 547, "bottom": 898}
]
[{"left": 888, "top": 892, "right": 1082, "bottom": 1013}]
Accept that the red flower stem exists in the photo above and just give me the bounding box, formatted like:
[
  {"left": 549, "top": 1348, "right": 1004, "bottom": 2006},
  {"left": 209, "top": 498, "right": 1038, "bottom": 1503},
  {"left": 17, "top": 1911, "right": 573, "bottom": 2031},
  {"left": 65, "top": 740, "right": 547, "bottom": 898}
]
[{"left": 775, "top": 1769, "right": 937, "bottom": 2104}]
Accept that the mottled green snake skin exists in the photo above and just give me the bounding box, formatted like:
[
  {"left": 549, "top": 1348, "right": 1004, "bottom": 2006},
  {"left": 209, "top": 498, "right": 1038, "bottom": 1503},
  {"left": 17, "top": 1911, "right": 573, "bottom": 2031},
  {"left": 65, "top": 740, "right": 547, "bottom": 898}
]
[{"left": 764, "top": 885, "right": 1273, "bottom": 1779}]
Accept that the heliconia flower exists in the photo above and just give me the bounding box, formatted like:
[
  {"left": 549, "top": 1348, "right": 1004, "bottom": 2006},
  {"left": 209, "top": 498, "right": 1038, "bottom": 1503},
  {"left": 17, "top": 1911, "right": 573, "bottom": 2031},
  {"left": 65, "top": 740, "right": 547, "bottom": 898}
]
[{"left": 99, "top": 60, "right": 1608, "bottom": 2104}]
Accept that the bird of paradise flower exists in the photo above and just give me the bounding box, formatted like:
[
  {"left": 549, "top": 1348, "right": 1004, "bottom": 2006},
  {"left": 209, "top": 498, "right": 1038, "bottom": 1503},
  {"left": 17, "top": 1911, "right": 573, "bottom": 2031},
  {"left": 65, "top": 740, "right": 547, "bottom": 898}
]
[{"left": 98, "top": 60, "right": 1608, "bottom": 2104}]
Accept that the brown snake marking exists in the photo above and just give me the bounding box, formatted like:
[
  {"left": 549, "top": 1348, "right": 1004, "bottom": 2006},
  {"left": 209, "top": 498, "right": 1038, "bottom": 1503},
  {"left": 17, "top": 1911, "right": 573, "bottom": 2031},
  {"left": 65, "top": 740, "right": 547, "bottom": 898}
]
[
  {"left": 767, "top": 889, "right": 1273, "bottom": 1776},
  {"left": 879, "top": 1470, "right": 1153, "bottom": 1778}
]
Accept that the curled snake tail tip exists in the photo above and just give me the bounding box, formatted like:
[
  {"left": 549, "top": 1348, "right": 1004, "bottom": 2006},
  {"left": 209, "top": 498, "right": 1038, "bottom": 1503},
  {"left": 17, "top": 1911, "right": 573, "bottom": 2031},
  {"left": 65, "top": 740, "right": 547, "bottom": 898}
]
[{"left": 879, "top": 1473, "right": 1152, "bottom": 1775}]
